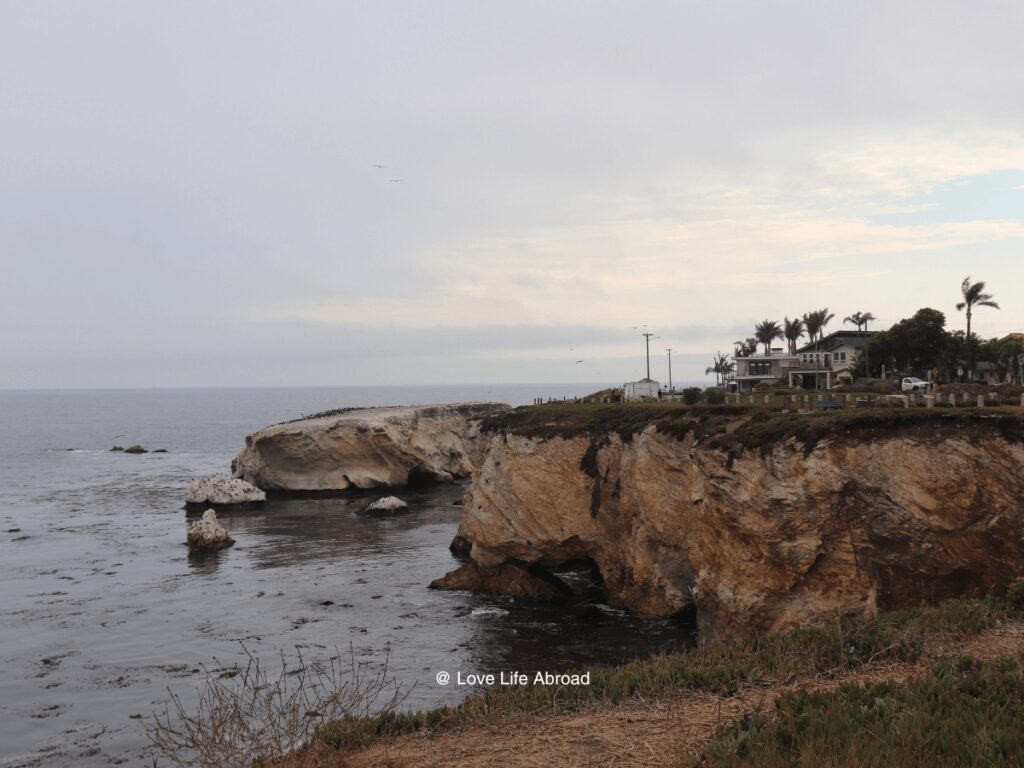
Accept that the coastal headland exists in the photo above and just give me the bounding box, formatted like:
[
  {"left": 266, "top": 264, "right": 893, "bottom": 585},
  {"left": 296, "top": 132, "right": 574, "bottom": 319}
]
[{"left": 441, "top": 401, "right": 1024, "bottom": 641}]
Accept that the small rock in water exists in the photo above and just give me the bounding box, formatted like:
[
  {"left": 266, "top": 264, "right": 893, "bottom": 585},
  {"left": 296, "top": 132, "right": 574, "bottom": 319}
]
[
  {"left": 362, "top": 496, "right": 409, "bottom": 514},
  {"left": 185, "top": 474, "right": 266, "bottom": 508},
  {"left": 123, "top": 445, "right": 148, "bottom": 454},
  {"left": 110, "top": 446, "right": 124, "bottom": 452},
  {"left": 153, "top": 448, "right": 168, "bottom": 453},
  {"left": 186, "top": 509, "right": 234, "bottom": 551}
]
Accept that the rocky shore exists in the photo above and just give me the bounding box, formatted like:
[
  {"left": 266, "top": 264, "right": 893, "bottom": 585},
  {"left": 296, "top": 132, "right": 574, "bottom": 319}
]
[{"left": 440, "top": 404, "right": 1024, "bottom": 640}]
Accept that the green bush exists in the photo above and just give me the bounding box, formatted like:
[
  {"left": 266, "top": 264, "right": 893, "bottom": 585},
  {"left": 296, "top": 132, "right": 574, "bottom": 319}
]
[
  {"left": 682, "top": 387, "right": 702, "bottom": 405},
  {"left": 1006, "top": 577, "right": 1024, "bottom": 610},
  {"left": 703, "top": 389, "right": 727, "bottom": 405}
]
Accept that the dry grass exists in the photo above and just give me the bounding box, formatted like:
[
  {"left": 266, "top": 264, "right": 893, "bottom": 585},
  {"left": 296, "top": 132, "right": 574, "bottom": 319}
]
[{"left": 146, "top": 644, "right": 406, "bottom": 768}]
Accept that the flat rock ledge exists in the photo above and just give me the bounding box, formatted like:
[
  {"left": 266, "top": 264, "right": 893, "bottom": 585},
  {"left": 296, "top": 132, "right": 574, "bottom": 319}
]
[
  {"left": 430, "top": 561, "right": 571, "bottom": 603},
  {"left": 362, "top": 496, "right": 409, "bottom": 514},
  {"left": 187, "top": 509, "right": 234, "bottom": 551},
  {"left": 185, "top": 474, "right": 266, "bottom": 510}
]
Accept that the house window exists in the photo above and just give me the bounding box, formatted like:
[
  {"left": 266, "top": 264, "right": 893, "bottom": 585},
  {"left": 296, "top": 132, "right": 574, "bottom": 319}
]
[{"left": 749, "top": 361, "right": 773, "bottom": 376}]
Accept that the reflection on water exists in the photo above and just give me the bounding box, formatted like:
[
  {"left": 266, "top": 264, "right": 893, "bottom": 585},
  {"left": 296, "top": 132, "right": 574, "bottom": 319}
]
[{"left": 0, "top": 387, "right": 696, "bottom": 768}]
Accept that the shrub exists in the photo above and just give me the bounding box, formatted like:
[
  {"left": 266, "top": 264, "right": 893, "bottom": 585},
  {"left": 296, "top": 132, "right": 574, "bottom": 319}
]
[
  {"left": 703, "top": 389, "right": 727, "bottom": 405},
  {"left": 682, "top": 387, "right": 702, "bottom": 405},
  {"left": 147, "top": 645, "right": 406, "bottom": 768},
  {"left": 1006, "top": 577, "right": 1024, "bottom": 610}
]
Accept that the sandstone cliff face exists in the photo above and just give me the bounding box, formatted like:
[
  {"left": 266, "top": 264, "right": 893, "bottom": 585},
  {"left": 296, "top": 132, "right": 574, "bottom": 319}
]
[
  {"left": 232, "top": 403, "right": 507, "bottom": 492},
  {"left": 452, "top": 420, "right": 1024, "bottom": 641}
]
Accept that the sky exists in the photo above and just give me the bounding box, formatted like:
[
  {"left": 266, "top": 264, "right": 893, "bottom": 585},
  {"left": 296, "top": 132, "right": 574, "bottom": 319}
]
[{"left": 2, "top": 0, "right": 1023, "bottom": 389}]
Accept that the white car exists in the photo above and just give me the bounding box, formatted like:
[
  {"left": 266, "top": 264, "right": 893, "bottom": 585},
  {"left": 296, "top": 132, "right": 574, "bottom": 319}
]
[{"left": 901, "top": 377, "right": 928, "bottom": 392}]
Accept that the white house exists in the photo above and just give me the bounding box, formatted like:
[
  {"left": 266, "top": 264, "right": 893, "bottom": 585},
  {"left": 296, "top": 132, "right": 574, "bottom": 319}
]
[
  {"left": 732, "top": 331, "right": 876, "bottom": 392},
  {"left": 732, "top": 348, "right": 800, "bottom": 392},
  {"left": 791, "top": 330, "right": 874, "bottom": 389},
  {"left": 623, "top": 378, "right": 660, "bottom": 401}
]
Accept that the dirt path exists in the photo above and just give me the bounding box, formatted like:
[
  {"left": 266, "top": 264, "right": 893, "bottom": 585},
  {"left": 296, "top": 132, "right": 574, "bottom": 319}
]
[{"left": 330, "top": 622, "right": 1024, "bottom": 768}]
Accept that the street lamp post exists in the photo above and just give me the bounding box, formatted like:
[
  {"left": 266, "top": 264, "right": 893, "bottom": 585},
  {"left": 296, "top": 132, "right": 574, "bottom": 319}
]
[
  {"left": 666, "top": 348, "right": 673, "bottom": 393},
  {"left": 642, "top": 332, "right": 654, "bottom": 379}
]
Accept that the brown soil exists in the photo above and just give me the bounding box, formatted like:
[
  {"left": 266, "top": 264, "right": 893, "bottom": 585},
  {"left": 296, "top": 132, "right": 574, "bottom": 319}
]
[{"left": 292, "top": 621, "right": 1024, "bottom": 768}]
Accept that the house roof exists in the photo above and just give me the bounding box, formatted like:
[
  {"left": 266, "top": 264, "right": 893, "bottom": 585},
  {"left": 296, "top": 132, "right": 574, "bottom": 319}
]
[{"left": 796, "top": 329, "right": 875, "bottom": 354}]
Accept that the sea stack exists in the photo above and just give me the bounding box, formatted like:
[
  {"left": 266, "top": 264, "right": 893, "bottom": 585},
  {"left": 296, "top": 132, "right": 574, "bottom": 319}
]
[
  {"left": 185, "top": 474, "right": 266, "bottom": 510},
  {"left": 187, "top": 509, "right": 234, "bottom": 551}
]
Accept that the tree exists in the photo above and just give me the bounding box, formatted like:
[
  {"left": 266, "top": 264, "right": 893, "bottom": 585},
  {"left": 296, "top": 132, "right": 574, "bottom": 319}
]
[
  {"left": 844, "top": 312, "right": 864, "bottom": 330},
  {"left": 783, "top": 317, "right": 805, "bottom": 355},
  {"left": 803, "top": 311, "right": 822, "bottom": 347},
  {"left": 956, "top": 276, "right": 999, "bottom": 381},
  {"left": 706, "top": 351, "right": 735, "bottom": 386},
  {"left": 866, "top": 308, "right": 948, "bottom": 377},
  {"left": 816, "top": 308, "right": 836, "bottom": 340},
  {"left": 734, "top": 337, "right": 759, "bottom": 358},
  {"left": 844, "top": 310, "right": 876, "bottom": 376},
  {"left": 754, "top": 319, "right": 783, "bottom": 356}
]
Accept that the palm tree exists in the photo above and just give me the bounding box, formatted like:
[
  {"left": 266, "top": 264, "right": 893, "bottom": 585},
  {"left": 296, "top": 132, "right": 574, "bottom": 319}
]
[
  {"left": 803, "top": 311, "right": 822, "bottom": 347},
  {"left": 844, "top": 311, "right": 864, "bottom": 330},
  {"left": 734, "top": 337, "right": 759, "bottom": 358},
  {"left": 783, "top": 317, "right": 805, "bottom": 355},
  {"left": 817, "top": 308, "right": 836, "bottom": 339},
  {"left": 956, "top": 276, "right": 999, "bottom": 381},
  {"left": 705, "top": 358, "right": 720, "bottom": 386},
  {"left": 706, "top": 351, "right": 734, "bottom": 386},
  {"left": 718, "top": 352, "right": 735, "bottom": 384},
  {"left": 859, "top": 312, "right": 876, "bottom": 378},
  {"left": 754, "top": 319, "right": 784, "bottom": 356}
]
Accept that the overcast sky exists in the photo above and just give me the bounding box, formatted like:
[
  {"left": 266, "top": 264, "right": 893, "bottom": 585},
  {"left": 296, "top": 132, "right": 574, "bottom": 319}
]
[{"left": 2, "top": 1, "right": 1023, "bottom": 388}]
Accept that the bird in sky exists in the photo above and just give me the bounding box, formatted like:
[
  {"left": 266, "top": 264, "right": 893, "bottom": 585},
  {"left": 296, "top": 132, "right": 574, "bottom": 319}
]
[
  {"left": 576, "top": 360, "right": 585, "bottom": 364},
  {"left": 371, "top": 164, "right": 386, "bottom": 169},
  {"left": 389, "top": 179, "right": 403, "bottom": 183}
]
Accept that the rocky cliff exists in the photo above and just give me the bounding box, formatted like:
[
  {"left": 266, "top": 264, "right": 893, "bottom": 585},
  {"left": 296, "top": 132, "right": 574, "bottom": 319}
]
[
  {"left": 232, "top": 403, "right": 508, "bottom": 492},
  {"left": 443, "top": 406, "right": 1024, "bottom": 641}
]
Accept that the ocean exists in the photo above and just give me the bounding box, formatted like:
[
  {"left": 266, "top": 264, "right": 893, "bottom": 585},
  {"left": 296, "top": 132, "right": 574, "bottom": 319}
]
[{"left": 0, "top": 385, "right": 695, "bottom": 767}]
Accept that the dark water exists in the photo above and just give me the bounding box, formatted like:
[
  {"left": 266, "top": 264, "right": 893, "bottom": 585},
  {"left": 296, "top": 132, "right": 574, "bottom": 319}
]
[{"left": 0, "top": 386, "right": 696, "bottom": 767}]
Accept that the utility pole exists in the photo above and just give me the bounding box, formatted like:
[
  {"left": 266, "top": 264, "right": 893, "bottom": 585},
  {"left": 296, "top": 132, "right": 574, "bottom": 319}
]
[
  {"left": 666, "top": 348, "right": 673, "bottom": 393},
  {"left": 642, "top": 333, "right": 654, "bottom": 379}
]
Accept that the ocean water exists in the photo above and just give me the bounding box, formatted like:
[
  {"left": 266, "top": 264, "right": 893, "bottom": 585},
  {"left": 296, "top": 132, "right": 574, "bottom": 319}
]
[{"left": 0, "top": 386, "right": 696, "bottom": 767}]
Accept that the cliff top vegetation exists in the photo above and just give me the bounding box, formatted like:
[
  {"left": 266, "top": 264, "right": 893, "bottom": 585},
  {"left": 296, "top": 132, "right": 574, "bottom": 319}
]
[{"left": 481, "top": 402, "right": 1024, "bottom": 456}]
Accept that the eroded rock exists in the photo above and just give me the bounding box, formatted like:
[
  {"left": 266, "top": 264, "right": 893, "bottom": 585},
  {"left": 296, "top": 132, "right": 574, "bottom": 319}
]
[
  {"left": 187, "top": 509, "right": 234, "bottom": 551},
  {"left": 185, "top": 474, "right": 266, "bottom": 509},
  {"left": 430, "top": 561, "right": 571, "bottom": 602},
  {"left": 452, "top": 415, "right": 1024, "bottom": 641},
  {"left": 232, "top": 403, "right": 508, "bottom": 492},
  {"left": 362, "top": 496, "right": 408, "bottom": 514}
]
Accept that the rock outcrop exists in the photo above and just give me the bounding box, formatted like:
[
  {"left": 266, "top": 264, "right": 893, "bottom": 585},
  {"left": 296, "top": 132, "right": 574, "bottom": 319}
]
[
  {"left": 232, "top": 403, "right": 507, "bottom": 492},
  {"left": 362, "top": 496, "right": 409, "bottom": 514},
  {"left": 187, "top": 509, "right": 234, "bottom": 551},
  {"left": 448, "top": 409, "right": 1024, "bottom": 641},
  {"left": 430, "top": 561, "right": 572, "bottom": 602},
  {"left": 186, "top": 474, "right": 266, "bottom": 509}
]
